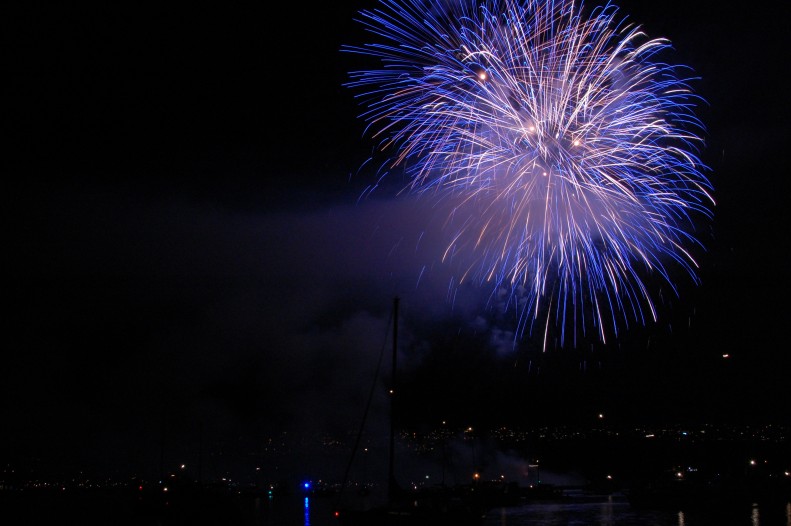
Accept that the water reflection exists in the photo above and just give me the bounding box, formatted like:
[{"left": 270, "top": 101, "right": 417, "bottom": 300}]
[
  {"left": 600, "top": 498, "right": 613, "bottom": 523},
  {"left": 254, "top": 496, "right": 791, "bottom": 526},
  {"left": 478, "top": 500, "right": 791, "bottom": 526}
]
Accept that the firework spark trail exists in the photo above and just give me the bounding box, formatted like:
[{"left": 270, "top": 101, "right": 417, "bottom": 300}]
[{"left": 343, "top": 0, "right": 714, "bottom": 348}]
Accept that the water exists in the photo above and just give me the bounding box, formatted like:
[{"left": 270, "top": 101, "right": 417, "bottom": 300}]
[
  {"left": 3, "top": 491, "right": 789, "bottom": 525},
  {"left": 481, "top": 499, "right": 791, "bottom": 526},
  {"left": 291, "top": 496, "right": 791, "bottom": 526}
]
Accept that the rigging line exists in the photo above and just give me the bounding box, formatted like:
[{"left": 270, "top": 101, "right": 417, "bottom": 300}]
[{"left": 335, "top": 303, "right": 395, "bottom": 507}]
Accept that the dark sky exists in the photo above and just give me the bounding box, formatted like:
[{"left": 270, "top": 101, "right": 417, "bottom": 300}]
[{"left": 5, "top": 1, "right": 789, "bottom": 481}]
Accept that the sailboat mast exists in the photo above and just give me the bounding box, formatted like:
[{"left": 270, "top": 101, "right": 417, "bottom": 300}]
[{"left": 388, "top": 296, "right": 399, "bottom": 499}]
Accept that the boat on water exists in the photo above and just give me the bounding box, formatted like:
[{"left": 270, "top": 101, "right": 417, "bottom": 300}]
[{"left": 333, "top": 297, "right": 488, "bottom": 526}]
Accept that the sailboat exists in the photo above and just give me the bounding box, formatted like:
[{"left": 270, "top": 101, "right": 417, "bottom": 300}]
[{"left": 333, "top": 297, "right": 488, "bottom": 526}]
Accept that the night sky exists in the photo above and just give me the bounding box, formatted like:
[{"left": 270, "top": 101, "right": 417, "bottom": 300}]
[{"left": 5, "top": 1, "right": 789, "bottom": 481}]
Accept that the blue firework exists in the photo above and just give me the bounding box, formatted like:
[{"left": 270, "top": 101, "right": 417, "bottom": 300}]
[{"left": 343, "top": 0, "right": 714, "bottom": 348}]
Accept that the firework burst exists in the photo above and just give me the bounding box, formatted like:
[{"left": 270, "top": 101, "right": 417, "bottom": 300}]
[{"left": 343, "top": 0, "right": 714, "bottom": 348}]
